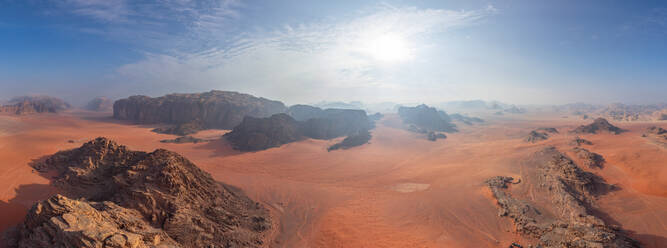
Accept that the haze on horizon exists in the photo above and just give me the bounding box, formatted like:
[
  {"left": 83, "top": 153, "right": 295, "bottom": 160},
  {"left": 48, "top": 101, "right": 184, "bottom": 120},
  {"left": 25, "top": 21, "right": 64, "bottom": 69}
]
[{"left": 1, "top": 0, "right": 666, "bottom": 106}]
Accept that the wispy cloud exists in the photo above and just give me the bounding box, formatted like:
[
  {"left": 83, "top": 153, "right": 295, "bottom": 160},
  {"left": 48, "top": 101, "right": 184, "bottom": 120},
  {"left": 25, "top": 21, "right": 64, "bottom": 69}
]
[{"left": 110, "top": 4, "right": 496, "bottom": 103}]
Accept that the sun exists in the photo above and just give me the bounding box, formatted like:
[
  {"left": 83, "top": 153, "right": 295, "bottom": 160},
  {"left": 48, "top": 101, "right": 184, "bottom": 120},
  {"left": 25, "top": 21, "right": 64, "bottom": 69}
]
[{"left": 365, "top": 33, "right": 413, "bottom": 63}]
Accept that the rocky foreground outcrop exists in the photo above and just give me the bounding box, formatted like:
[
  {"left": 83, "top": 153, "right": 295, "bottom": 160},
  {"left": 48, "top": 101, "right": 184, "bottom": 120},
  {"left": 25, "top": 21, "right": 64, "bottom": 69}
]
[
  {"left": 8, "top": 138, "right": 271, "bottom": 247},
  {"left": 398, "top": 104, "right": 457, "bottom": 133},
  {"left": 113, "top": 90, "right": 287, "bottom": 130},
  {"left": 85, "top": 97, "right": 113, "bottom": 112},
  {"left": 0, "top": 96, "right": 70, "bottom": 114},
  {"left": 572, "top": 118, "right": 624, "bottom": 134},
  {"left": 485, "top": 147, "right": 638, "bottom": 247},
  {"left": 225, "top": 109, "right": 374, "bottom": 151}
]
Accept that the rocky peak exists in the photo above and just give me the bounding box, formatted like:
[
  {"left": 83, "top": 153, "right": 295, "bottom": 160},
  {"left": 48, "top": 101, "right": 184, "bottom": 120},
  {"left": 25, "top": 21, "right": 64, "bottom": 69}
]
[{"left": 572, "top": 118, "right": 624, "bottom": 134}]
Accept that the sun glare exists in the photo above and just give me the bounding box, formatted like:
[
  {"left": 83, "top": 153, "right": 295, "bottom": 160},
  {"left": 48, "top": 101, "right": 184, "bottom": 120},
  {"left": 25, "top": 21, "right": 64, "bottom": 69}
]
[{"left": 365, "top": 33, "right": 412, "bottom": 63}]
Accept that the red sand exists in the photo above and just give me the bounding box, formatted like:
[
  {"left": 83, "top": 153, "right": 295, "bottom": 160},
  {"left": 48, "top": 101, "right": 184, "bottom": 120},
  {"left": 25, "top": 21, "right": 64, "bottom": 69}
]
[{"left": 0, "top": 111, "right": 665, "bottom": 247}]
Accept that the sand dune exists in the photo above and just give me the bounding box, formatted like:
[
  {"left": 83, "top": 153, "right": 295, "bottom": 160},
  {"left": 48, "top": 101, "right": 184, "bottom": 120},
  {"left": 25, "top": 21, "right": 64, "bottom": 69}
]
[{"left": 0, "top": 111, "right": 665, "bottom": 247}]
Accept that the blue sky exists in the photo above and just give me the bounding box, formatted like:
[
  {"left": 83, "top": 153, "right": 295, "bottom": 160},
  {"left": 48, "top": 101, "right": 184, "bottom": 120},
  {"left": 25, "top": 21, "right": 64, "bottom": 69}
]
[{"left": 1, "top": 0, "right": 666, "bottom": 105}]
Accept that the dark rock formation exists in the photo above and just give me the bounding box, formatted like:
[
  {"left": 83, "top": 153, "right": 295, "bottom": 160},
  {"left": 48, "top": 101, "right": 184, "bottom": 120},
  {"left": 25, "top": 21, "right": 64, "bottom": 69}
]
[
  {"left": 449, "top": 113, "right": 484, "bottom": 125},
  {"left": 152, "top": 120, "right": 204, "bottom": 136},
  {"left": 328, "top": 130, "right": 372, "bottom": 151},
  {"left": 427, "top": 132, "right": 447, "bottom": 141},
  {"left": 287, "top": 104, "right": 324, "bottom": 121},
  {"left": 225, "top": 108, "right": 374, "bottom": 151},
  {"left": 572, "top": 118, "right": 624, "bottom": 134},
  {"left": 13, "top": 137, "right": 271, "bottom": 247},
  {"left": 569, "top": 136, "right": 593, "bottom": 146},
  {"left": 645, "top": 126, "right": 667, "bottom": 135},
  {"left": 0, "top": 96, "right": 70, "bottom": 114},
  {"left": 369, "top": 112, "right": 384, "bottom": 121},
  {"left": 485, "top": 147, "right": 638, "bottom": 248},
  {"left": 113, "top": 90, "right": 287, "bottom": 129},
  {"left": 160, "top": 136, "right": 207, "bottom": 144},
  {"left": 224, "top": 113, "right": 302, "bottom": 151},
  {"left": 84, "top": 97, "right": 113, "bottom": 112},
  {"left": 398, "top": 104, "right": 457, "bottom": 133},
  {"left": 524, "top": 128, "right": 557, "bottom": 143},
  {"left": 572, "top": 147, "right": 605, "bottom": 168}
]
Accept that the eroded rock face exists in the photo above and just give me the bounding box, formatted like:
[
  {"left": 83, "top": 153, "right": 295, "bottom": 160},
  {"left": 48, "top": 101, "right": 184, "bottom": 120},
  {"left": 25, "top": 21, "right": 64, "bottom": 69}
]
[
  {"left": 572, "top": 118, "right": 624, "bottom": 134},
  {"left": 485, "top": 147, "right": 638, "bottom": 248},
  {"left": 0, "top": 96, "right": 70, "bottom": 114},
  {"left": 113, "top": 91, "right": 287, "bottom": 129},
  {"left": 13, "top": 138, "right": 271, "bottom": 248},
  {"left": 152, "top": 120, "right": 204, "bottom": 136},
  {"left": 298, "top": 109, "right": 373, "bottom": 140},
  {"left": 398, "top": 104, "right": 457, "bottom": 133},
  {"left": 224, "top": 113, "right": 302, "bottom": 151},
  {"left": 85, "top": 97, "right": 113, "bottom": 112}
]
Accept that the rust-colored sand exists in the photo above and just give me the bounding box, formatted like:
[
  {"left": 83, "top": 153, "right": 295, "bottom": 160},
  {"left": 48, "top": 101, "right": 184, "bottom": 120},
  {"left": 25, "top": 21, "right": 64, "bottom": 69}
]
[{"left": 0, "top": 112, "right": 665, "bottom": 247}]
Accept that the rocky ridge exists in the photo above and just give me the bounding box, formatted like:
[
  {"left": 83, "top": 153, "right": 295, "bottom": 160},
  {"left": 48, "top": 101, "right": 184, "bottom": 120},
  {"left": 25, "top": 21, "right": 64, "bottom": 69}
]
[
  {"left": 9, "top": 137, "right": 271, "bottom": 247},
  {"left": 572, "top": 118, "right": 624, "bottom": 134},
  {"left": 485, "top": 147, "right": 638, "bottom": 247},
  {"left": 398, "top": 104, "right": 457, "bottom": 133},
  {"left": 0, "top": 96, "right": 70, "bottom": 114}
]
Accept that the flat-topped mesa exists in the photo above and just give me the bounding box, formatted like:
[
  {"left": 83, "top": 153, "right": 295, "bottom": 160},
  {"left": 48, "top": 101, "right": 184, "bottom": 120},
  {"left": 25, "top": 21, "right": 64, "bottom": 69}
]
[
  {"left": 85, "top": 97, "right": 113, "bottom": 112},
  {"left": 572, "top": 118, "right": 625, "bottom": 134},
  {"left": 225, "top": 107, "right": 375, "bottom": 151},
  {"left": 113, "top": 90, "right": 287, "bottom": 129},
  {"left": 0, "top": 95, "right": 70, "bottom": 114},
  {"left": 485, "top": 147, "right": 638, "bottom": 248},
  {"left": 398, "top": 104, "right": 457, "bottom": 133},
  {"left": 14, "top": 137, "right": 271, "bottom": 248}
]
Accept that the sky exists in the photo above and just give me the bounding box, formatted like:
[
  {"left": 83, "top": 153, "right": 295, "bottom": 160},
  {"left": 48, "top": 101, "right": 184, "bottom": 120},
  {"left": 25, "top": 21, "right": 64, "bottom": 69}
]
[{"left": 1, "top": 0, "right": 666, "bottom": 106}]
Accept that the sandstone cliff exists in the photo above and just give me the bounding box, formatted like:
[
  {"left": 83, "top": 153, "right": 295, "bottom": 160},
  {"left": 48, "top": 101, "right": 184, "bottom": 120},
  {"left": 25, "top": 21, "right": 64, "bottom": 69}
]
[
  {"left": 85, "top": 97, "right": 114, "bottom": 112},
  {"left": 398, "top": 104, "right": 457, "bottom": 133},
  {"left": 113, "top": 90, "right": 287, "bottom": 129},
  {"left": 0, "top": 96, "right": 70, "bottom": 114},
  {"left": 9, "top": 137, "right": 271, "bottom": 247}
]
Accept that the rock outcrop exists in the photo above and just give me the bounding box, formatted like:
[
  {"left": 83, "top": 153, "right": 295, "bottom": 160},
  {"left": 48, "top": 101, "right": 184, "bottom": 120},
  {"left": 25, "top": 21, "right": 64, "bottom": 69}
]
[
  {"left": 224, "top": 113, "right": 303, "bottom": 151},
  {"left": 225, "top": 109, "right": 374, "bottom": 151},
  {"left": 152, "top": 120, "right": 204, "bottom": 136},
  {"left": 449, "top": 113, "right": 484, "bottom": 125},
  {"left": 160, "top": 136, "right": 207, "bottom": 144},
  {"left": 0, "top": 96, "right": 70, "bottom": 114},
  {"left": 572, "top": 147, "right": 605, "bottom": 168},
  {"left": 572, "top": 118, "right": 624, "bottom": 134},
  {"left": 569, "top": 136, "right": 593, "bottom": 146},
  {"left": 485, "top": 147, "right": 638, "bottom": 248},
  {"left": 398, "top": 104, "right": 457, "bottom": 133},
  {"left": 11, "top": 138, "right": 271, "bottom": 247},
  {"left": 287, "top": 104, "right": 324, "bottom": 121},
  {"left": 524, "top": 128, "right": 558, "bottom": 143},
  {"left": 113, "top": 90, "right": 287, "bottom": 129},
  {"left": 85, "top": 97, "right": 113, "bottom": 112},
  {"left": 642, "top": 126, "right": 667, "bottom": 148},
  {"left": 328, "top": 130, "right": 372, "bottom": 151}
]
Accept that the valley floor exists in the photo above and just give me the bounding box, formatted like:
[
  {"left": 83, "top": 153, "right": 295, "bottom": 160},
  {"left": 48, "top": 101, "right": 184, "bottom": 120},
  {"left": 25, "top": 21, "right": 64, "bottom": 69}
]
[{"left": 0, "top": 111, "right": 665, "bottom": 247}]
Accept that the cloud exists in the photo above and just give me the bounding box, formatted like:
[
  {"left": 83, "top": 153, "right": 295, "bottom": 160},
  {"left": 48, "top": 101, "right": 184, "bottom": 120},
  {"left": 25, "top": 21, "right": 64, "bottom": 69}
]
[{"left": 110, "top": 4, "right": 496, "bottom": 104}]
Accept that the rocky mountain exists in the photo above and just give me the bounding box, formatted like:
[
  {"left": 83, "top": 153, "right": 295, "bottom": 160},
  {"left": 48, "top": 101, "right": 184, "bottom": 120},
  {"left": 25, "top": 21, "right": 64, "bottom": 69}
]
[
  {"left": 572, "top": 118, "right": 624, "bottom": 134},
  {"left": 449, "top": 113, "right": 484, "bottom": 125},
  {"left": 572, "top": 147, "right": 605, "bottom": 168},
  {"left": 225, "top": 107, "right": 374, "bottom": 151},
  {"left": 113, "top": 90, "right": 287, "bottom": 129},
  {"left": 8, "top": 137, "right": 271, "bottom": 247},
  {"left": 485, "top": 147, "right": 638, "bottom": 247},
  {"left": 84, "top": 97, "right": 113, "bottom": 112},
  {"left": 224, "top": 113, "right": 303, "bottom": 151},
  {"left": 398, "top": 104, "right": 457, "bottom": 133},
  {"left": 524, "top": 128, "right": 558, "bottom": 143},
  {"left": 0, "top": 95, "right": 70, "bottom": 114}
]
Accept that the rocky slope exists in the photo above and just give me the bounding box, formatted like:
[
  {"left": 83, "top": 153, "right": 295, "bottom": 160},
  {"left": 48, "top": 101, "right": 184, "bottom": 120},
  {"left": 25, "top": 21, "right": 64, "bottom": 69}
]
[
  {"left": 0, "top": 96, "right": 70, "bottom": 114},
  {"left": 642, "top": 126, "right": 667, "bottom": 148},
  {"left": 572, "top": 147, "right": 605, "bottom": 168},
  {"left": 485, "top": 147, "right": 638, "bottom": 248},
  {"left": 524, "top": 128, "right": 558, "bottom": 143},
  {"left": 569, "top": 136, "right": 593, "bottom": 146},
  {"left": 449, "top": 113, "right": 484, "bottom": 125},
  {"left": 572, "top": 118, "right": 624, "bottom": 134},
  {"left": 8, "top": 137, "right": 271, "bottom": 247},
  {"left": 113, "top": 90, "right": 287, "bottom": 129},
  {"left": 398, "top": 104, "right": 457, "bottom": 133},
  {"left": 85, "top": 97, "right": 114, "bottom": 112}
]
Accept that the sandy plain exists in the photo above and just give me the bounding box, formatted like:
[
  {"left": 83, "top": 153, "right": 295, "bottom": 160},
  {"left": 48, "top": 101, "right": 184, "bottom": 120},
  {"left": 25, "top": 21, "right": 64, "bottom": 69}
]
[{"left": 0, "top": 111, "right": 665, "bottom": 247}]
